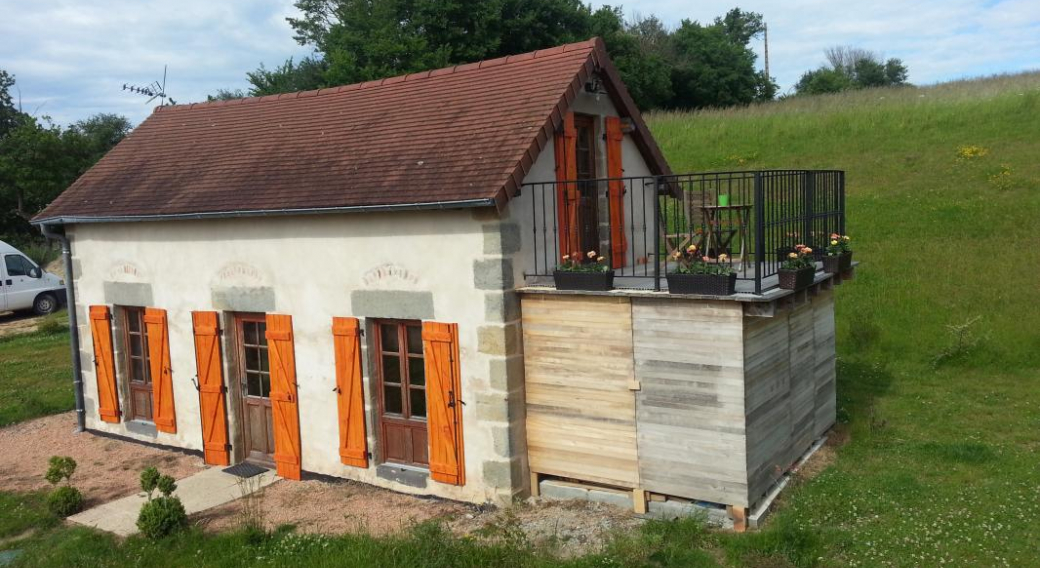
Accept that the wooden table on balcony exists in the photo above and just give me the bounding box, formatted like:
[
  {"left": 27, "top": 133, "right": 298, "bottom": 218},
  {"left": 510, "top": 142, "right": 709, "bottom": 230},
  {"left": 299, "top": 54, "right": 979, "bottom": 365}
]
[{"left": 699, "top": 204, "right": 752, "bottom": 260}]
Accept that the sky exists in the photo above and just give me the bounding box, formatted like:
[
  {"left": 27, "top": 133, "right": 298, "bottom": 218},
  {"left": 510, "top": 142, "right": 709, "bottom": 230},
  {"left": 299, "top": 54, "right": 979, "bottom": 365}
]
[{"left": 1, "top": 0, "right": 1038, "bottom": 127}]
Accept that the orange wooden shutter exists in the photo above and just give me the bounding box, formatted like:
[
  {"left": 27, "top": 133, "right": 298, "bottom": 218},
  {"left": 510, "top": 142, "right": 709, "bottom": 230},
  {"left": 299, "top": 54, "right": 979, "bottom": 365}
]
[
  {"left": 144, "top": 308, "right": 177, "bottom": 433},
  {"left": 266, "top": 314, "right": 302, "bottom": 480},
  {"left": 88, "top": 306, "right": 120, "bottom": 423},
  {"left": 554, "top": 112, "right": 581, "bottom": 258},
  {"left": 332, "top": 317, "right": 368, "bottom": 468},
  {"left": 605, "top": 116, "right": 627, "bottom": 268},
  {"left": 422, "top": 321, "right": 465, "bottom": 486},
  {"left": 192, "top": 311, "right": 230, "bottom": 466}
]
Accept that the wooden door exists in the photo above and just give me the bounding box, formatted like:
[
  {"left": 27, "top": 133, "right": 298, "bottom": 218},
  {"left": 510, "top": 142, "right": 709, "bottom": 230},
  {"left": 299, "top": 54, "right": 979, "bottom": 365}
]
[
  {"left": 574, "top": 114, "right": 600, "bottom": 254},
  {"left": 235, "top": 314, "right": 275, "bottom": 465},
  {"left": 374, "top": 320, "right": 428, "bottom": 467},
  {"left": 123, "top": 307, "right": 154, "bottom": 422}
]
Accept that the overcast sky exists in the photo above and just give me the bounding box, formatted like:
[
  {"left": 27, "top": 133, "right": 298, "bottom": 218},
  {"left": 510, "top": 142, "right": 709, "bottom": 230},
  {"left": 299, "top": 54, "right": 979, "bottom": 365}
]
[{"left": 2, "top": 0, "right": 1038, "bottom": 126}]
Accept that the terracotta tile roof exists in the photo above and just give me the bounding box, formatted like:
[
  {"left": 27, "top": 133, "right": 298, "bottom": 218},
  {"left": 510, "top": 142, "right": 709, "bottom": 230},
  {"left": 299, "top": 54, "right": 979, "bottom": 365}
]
[{"left": 34, "top": 38, "right": 670, "bottom": 224}]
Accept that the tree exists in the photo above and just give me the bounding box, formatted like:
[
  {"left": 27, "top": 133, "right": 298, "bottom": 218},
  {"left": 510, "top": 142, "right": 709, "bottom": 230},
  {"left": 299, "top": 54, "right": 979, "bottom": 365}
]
[{"left": 795, "top": 46, "right": 909, "bottom": 95}]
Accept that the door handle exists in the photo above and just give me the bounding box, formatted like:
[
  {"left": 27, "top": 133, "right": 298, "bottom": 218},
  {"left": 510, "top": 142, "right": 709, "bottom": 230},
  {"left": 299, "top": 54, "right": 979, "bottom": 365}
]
[{"left": 4, "top": 280, "right": 10, "bottom": 286}]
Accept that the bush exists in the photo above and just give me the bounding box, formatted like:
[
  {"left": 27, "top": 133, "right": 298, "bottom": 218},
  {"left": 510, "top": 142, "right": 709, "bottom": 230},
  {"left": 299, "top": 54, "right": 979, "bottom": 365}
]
[
  {"left": 137, "top": 466, "right": 187, "bottom": 539},
  {"left": 45, "top": 456, "right": 76, "bottom": 485},
  {"left": 136, "top": 495, "right": 188, "bottom": 539},
  {"left": 46, "top": 485, "right": 83, "bottom": 517}
]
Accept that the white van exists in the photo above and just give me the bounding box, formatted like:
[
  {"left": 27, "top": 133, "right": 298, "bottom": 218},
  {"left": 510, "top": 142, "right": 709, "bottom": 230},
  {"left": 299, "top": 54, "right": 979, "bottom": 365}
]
[{"left": 0, "top": 240, "right": 66, "bottom": 315}]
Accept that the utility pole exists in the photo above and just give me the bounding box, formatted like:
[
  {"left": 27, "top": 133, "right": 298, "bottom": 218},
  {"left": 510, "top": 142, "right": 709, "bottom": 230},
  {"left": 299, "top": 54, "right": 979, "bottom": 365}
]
[{"left": 763, "top": 23, "right": 770, "bottom": 79}]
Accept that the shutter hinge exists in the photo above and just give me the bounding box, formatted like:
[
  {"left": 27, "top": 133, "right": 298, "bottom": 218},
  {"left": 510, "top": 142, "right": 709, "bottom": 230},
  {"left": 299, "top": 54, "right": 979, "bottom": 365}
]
[{"left": 225, "top": 443, "right": 232, "bottom": 451}]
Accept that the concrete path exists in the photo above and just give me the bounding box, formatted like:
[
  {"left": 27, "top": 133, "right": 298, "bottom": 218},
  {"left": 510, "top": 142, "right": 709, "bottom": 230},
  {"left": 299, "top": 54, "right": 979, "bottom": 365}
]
[{"left": 68, "top": 467, "right": 279, "bottom": 536}]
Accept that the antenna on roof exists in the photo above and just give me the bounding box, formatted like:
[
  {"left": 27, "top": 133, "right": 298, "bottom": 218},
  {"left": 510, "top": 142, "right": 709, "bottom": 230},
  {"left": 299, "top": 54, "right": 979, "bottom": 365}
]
[{"left": 122, "top": 65, "right": 177, "bottom": 106}]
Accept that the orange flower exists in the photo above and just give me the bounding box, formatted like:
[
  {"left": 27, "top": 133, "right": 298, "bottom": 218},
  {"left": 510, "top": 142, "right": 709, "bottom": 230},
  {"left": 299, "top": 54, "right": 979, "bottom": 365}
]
[{"left": 597, "top": 256, "right": 605, "bottom": 263}]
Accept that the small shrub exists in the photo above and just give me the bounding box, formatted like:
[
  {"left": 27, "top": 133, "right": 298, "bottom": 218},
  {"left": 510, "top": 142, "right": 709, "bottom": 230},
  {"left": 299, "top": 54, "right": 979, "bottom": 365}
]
[
  {"left": 19, "top": 242, "right": 60, "bottom": 267},
  {"left": 46, "top": 485, "right": 83, "bottom": 517},
  {"left": 136, "top": 467, "right": 187, "bottom": 539},
  {"left": 932, "top": 316, "right": 984, "bottom": 368},
  {"left": 137, "top": 495, "right": 188, "bottom": 539},
  {"left": 44, "top": 456, "right": 82, "bottom": 517},
  {"left": 37, "top": 314, "right": 66, "bottom": 335}
]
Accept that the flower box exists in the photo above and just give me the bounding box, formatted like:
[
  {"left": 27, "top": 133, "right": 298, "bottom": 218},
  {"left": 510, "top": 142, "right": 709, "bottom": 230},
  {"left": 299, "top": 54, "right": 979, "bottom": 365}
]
[
  {"left": 666, "top": 272, "right": 737, "bottom": 295},
  {"left": 822, "top": 252, "right": 853, "bottom": 274},
  {"left": 553, "top": 270, "right": 615, "bottom": 291},
  {"left": 778, "top": 266, "right": 816, "bottom": 290}
]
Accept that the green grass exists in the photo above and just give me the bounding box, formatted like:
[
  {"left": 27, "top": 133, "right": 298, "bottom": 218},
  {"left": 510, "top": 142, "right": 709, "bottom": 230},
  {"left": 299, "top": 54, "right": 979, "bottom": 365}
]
[
  {"left": 4, "top": 73, "right": 1040, "bottom": 566},
  {"left": 646, "top": 72, "right": 1040, "bottom": 566},
  {"left": 0, "top": 312, "right": 74, "bottom": 426}
]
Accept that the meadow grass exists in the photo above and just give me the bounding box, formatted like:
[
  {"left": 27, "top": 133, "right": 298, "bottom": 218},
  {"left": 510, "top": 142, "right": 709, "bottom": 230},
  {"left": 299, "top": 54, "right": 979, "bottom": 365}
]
[
  {"left": 0, "top": 312, "right": 74, "bottom": 426},
  {"left": 2, "top": 73, "right": 1040, "bottom": 566}
]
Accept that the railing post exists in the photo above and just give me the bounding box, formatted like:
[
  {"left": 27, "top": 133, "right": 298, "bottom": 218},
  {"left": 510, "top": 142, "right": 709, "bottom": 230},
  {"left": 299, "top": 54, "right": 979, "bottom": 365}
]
[
  {"left": 803, "top": 171, "right": 815, "bottom": 249},
  {"left": 838, "top": 171, "right": 846, "bottom": 235},
  {"left": 653, "top": 176, "right": 662, "bottom": 291},
  {"left": 754, "top": 172, "right": 764, "bottom": 295}
]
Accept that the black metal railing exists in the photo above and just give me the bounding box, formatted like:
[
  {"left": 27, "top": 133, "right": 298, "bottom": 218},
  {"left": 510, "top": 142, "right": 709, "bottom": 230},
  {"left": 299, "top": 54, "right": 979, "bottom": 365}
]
[{"left": 520, "top": 170, "right": 845, "bottom": 294}]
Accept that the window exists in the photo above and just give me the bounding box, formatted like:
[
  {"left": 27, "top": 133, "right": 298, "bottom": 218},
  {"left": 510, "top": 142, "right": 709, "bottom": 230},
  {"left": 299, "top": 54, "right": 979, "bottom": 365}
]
[
  {"left": 4, "top": 255, "right": 34, "bottom": 277},
  {"left": 374, "top": 320, "right": 428, "bottom": 467},
  {"left": 241, "top": 319, "right": 271, "bottom": 398},
  {"left": 123, "top": 307, "right": 153, "bottom": 421}
]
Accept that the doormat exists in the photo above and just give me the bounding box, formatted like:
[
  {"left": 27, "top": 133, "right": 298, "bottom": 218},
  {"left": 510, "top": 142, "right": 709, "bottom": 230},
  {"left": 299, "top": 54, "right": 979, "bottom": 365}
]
[{"left": 222, "top": 463, "right": 269, "bottom": 479}]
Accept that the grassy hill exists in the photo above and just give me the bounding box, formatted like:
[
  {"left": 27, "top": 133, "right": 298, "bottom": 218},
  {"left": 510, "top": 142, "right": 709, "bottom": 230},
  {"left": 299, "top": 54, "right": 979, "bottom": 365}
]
[{"left": 646, "top": 72, "right": 1040, "bottom": 566}]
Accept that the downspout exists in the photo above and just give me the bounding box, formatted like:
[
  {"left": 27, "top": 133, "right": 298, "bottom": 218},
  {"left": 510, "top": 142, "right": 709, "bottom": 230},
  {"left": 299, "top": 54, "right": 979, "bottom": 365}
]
[{"left": 40, "top": 223, "right": 86, "bottom": 432}]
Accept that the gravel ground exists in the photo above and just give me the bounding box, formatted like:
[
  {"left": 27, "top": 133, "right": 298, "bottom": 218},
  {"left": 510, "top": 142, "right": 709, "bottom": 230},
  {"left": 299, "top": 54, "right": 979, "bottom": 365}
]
[
  {"left": 0, "top": 412, "right": 205, "bottom": 506},
  {"left": 1, "top": 413, "right": 644, "bottom": 556},
  {"left": 0, "top": 312, "right": 46, "bottom": 338}
]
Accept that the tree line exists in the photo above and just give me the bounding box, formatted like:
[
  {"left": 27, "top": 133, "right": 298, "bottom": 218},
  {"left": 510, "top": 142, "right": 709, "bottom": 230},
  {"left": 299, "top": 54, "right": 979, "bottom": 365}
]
[
  {"left": 212, "top": 1, "right": 778, "bottom": 111},
  {"left": 0, "top": 70, "right": 131, "bottom": 242}
]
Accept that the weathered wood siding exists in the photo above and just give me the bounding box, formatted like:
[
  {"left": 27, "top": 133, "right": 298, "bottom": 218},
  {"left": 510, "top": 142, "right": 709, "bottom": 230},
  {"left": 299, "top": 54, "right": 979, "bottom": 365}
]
[
  {"left": 813, "top": 292, "right": 837, "bottom": 438},
  {"left": 744, "top": 290, "right": 837, "bottom": 507},
  {"left": 521, "top": 295, "right": 639, "bottom": 488},
  {"left": 631, "top": 299, "right": 748, "bottom": 506}
]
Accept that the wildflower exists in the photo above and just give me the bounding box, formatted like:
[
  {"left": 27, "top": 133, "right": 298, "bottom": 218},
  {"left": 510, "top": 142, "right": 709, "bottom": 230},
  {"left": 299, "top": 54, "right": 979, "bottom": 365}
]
[{"left": 586, "top": 250, "right": 597, "bottom": 259}]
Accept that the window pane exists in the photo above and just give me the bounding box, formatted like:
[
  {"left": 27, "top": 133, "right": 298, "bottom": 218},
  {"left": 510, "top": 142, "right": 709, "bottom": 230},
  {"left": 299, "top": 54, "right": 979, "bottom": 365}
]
[
  {"left": 408, "top": 357, "right": 425, "bottom": 387},
  {"left": 246, "top": 373, "right": 260, "bottom": 397},
  {"left": 382, "top": 355, "right": 401, "bottom": 384},
  {"left": 243, "top": 322, "right": 256, "bottom": 345},
  {"left": 406, "top": 326, "right": 423, "bottom": 355},
  {"left": 384, "top": 384, "right": 402, "bottom": 414},
  {"left": 409, "top": 388, "right": 427, "bottom": 418},
  {"left": 257, "top": 323, "right": 268, "bottom": 347},
  {"left": 259, "top": 348, "right": 270, "bottom": 373},
  {"left": 380, "top": 324, "right": 399, "bottom": 353},
  {"left": 131, "top": 360, "right": 145, "bottom": 383},
  {"left": 260, "top": 374, "right": 271, "bottom": 398},
  {"left": 4, "top": 255, "right": 26, "bottom": 277},
  {"left": 129, "top": 335, "right": 143, "bottom": 357},
  {"left": 127, "top": 311, "right": 140, "bottom": 333},
  {"left": 245, "top": 347, "right": 260, "bottom": 373}
]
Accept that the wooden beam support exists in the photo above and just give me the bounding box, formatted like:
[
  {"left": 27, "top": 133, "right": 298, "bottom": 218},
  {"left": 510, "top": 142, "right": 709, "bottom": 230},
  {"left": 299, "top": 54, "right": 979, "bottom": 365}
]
[
  {"left": 727, "top": 505, "right": 748, "bottom": 533},
  {"left": 530, "top": 472, "right": 541, "bottom": 497},
  {"left": 632, "top": 488, "right": 648, "bottom": 514}
]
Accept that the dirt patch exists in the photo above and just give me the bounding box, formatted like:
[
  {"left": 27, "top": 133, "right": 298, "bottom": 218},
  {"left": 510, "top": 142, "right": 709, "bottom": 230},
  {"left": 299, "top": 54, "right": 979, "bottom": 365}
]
[
  {"left": 196, "top": 478, "right": 470, "bottom": 536},
  {"left": 795, "top": 424, "right": 850, "bottom": 480},
  {"left": 0, "top": 412, "right": 205, "bottom": 506},
  {"left": 0, "top": 312, "right": 46, "bottom": 338}
]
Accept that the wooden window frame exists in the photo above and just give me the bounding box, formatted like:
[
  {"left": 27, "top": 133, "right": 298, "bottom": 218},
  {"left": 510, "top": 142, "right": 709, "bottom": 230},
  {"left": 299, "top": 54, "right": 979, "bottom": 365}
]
[
  {"left": 235, "top": 313, "right": 271, "bottom": 399},
  {"left": 573, "top": 113, "right": 598, "bottom": 181},
  {"left": 372, "top": 319, "right": 428, "bottom": 467},
  {"left": 122, "top": 306, "right": 153, "bottom": 422}
]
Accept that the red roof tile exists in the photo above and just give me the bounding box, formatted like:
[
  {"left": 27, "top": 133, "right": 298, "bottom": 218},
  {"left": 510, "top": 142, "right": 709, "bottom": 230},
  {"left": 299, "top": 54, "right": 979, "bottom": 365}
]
[{"left": 34, "top": 38, "right": 670, "bottom": 224}]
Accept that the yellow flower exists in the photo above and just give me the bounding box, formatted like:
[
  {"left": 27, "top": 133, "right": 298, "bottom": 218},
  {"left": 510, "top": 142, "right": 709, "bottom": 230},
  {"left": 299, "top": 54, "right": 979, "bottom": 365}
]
[
  {"left": 719, "top": 253, "right": 729, "bottom": 262},
  {"left": 586, "top": 250, "right": 597, "bottom": 259},
  {"left": 844, "top": 236, "right": 851, "bottom": 241},
  {"left": 686, "top": 244, "right": 698, "bottom": 253},
  {"left": 672, "top": 251, "right": 682, "bottom": 260},
  {"left": 788, "top": 252, "right": 798, "bottom": 259},
  {"left": 831, "top": 239, "right": 838, "bottom": 246}
]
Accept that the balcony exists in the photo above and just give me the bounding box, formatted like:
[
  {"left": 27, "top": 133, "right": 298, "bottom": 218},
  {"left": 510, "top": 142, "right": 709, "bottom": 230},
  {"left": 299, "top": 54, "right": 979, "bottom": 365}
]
[{"left": 518, "top": 170, "right": 847, "bottom": 297}]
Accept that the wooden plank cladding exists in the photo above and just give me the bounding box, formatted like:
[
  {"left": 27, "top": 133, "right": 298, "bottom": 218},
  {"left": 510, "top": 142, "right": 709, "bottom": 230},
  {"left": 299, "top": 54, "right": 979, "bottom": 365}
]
[
  {"left": 518, "top": 289, "right": 839, "bottom": 512},
  {"left": 631, "top": 299, "right": 749, "bottom": 506},
  {"left": 521, "top": 295, "right": 639, "bottom": 488}
]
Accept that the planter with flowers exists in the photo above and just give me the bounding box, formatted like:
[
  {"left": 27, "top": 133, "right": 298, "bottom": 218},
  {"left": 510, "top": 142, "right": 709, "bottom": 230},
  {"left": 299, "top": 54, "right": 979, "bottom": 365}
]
[
  {"left": 667, "top": 244, "right": 737, "bottom": 295},
  {"left": 778, "top": 244, "right": 816, "bottom": 290},
  {"left": 554, "top": 250, "right": 614, "bottom": 291},
  {"left": 822, "top": 233, "right": 852, "bottom": 274}
]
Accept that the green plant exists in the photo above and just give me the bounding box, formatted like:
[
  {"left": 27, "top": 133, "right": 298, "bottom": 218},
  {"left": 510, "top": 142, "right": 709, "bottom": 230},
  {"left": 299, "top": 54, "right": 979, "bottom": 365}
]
[
  {"left": 136, "top": 467, "right": 187, "bottom": 539},
  {"left": 46, "top": 485, "right": 83, "bottom": 517},
  {"left": 44, "top": 456, "right": 82, "bottom": 517},
  {"left": 36, "top": 313, "right": 67, "bottom": 335},
  {"left": 18, "top": 242, "right": 60, "bottom": 267},
  {"left": 670, "top": 244, "right": 735, "bottom": 275},
  {"left": 825, "top": 233, "right": 852, "bottom": 256},
  {"left": 557, "top": 249, "right": 610, "bottom": 273},
  {"left": 779, "top": 244, "right": 814, "bottom": 270}
]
